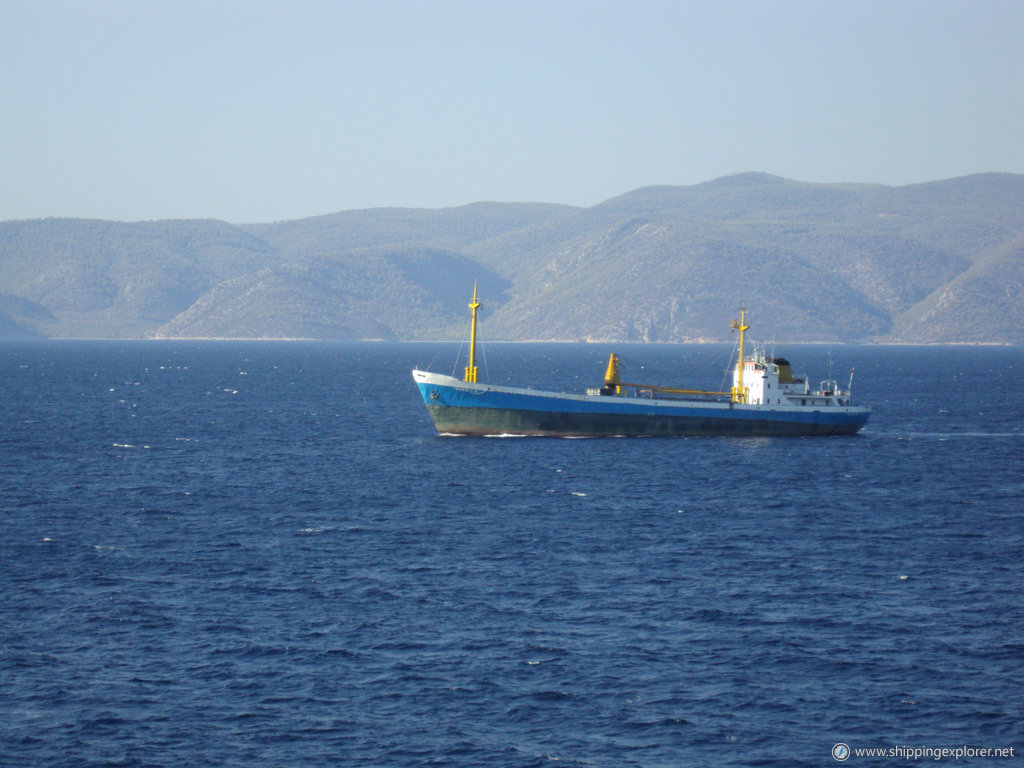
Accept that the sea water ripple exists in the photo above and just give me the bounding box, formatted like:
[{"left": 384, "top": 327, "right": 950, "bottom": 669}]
[{"left": 1, "top": 341, "right": 1022, "bottom": 767}]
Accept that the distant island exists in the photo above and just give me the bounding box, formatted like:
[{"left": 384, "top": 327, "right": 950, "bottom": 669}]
[{"left": 2, "top": 172, "right": 1022, "bottom": 343}]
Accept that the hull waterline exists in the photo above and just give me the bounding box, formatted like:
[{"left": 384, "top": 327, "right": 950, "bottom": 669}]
[{"left": 414, "top": 370, "right": 870, "bottom": 437}]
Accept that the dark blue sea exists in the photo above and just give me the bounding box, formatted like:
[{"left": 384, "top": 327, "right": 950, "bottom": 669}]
[{"left": 2, "top": 341, "right": 1022, "bottom": 767}]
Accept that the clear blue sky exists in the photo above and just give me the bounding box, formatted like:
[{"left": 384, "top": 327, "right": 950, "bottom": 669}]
[{"left": 3, "top": 0, "right": 1022, "bottom": 222}]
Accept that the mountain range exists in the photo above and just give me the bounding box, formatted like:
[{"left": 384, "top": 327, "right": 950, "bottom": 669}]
[{"left": 2, "top": 172, "right": 1022, "bottom": 343}]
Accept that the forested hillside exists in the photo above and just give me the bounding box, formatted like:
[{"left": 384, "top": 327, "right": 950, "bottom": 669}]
[{"left": 2, "top": 173, "right": 1021, "bottom": 342}]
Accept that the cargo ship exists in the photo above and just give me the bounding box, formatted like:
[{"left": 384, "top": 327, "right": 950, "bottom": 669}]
[{"left": 412, "top": 285, "right": 870, "bottom": 437}]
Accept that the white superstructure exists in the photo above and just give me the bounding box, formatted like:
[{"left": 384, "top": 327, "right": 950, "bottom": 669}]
[{"left": 735, "top": 348, "right": 856, "bottom": 408}]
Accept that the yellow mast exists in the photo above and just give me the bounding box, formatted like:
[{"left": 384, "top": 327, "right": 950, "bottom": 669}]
[
  {"left": 604, "top": 352, "right": 622, "bottom": 395},
  {"left": 730, "top": 306, "right": 748, "bottom": 404},
  {"left": 464, "top": 282, "right": 481, "bottom": 383}
]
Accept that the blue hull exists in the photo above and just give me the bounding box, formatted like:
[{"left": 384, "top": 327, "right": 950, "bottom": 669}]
[{"left": 413, "top": 371, "right": 869, "bottom": 437}]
